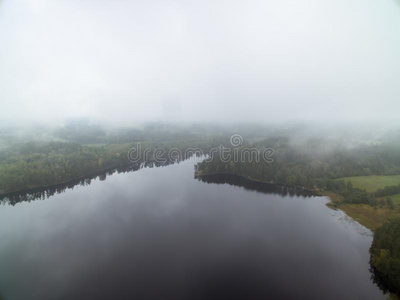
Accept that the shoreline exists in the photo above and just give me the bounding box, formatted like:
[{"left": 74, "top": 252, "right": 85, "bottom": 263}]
[
  {"left": 196, "top": 171, "right": 398, "bottom": 232},
  {"left": 3, "top": 167, "right": 398, "bottom": 233},
  {"left": 195, "top": 171, "right": 316, "bottom": 195},
  {"left": 0, "top": 163, "right": 140, "bottom": 200}
]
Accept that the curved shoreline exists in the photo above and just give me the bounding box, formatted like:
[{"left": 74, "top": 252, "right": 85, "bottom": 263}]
[
  {"left": 195, "top": 172, "right": 316, "bottom": 196},
  {"left": 0, "top": 159, "right": 179, "bottom": 203},
  {"left": 0, "top": 163, "right": 140, "bottom": 200},
  {"left": 195, "top": 172, "right": 381, "bottom": 231}
]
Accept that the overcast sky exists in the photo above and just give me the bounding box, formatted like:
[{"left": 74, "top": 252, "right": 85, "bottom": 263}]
[{"left": 0, "top": 0, "right": 399, "bottom": 125}]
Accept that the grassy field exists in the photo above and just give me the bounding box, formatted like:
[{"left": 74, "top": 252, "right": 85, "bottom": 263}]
[
  {"left": 321, "top": 177, "right": 400, "bottom": 231},
  {"left": 337, "top": 175, "right": 400, "bottom": 192},
  {"left": 319, "top": 190, "right": 400, "bottom": 231},
  {"left": 339, "top": 203, "right": 400, "bottom": 232}
]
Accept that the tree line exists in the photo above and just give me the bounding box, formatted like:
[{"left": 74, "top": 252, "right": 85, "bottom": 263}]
[
  {"left": 0, "top": 138, "right": 221, "bottom": 195},
  {"left": 196, "top": 138, "right": 400, "bottom": 206},
  {"left": 375, "top": 184, "right": 400, "bottom": 198},
  {"left": 370, "top": 217, "right": 400, "bottom": 295}
]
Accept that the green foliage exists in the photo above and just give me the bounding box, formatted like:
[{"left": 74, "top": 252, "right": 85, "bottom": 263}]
[
  {"left": 376, "top": 184, "right": 400, "bottom": 198},
  {"left": 286, "top": 175, "right": 297, "bottom": 186},
  {"left": 324, "top": 180, "right": 377, "bottom": 205},
  {"left": 0, "top": 142, "right": 130, "bottom": 193},
  {"left": 370, "top": 217, "right": 400, "bottom": 295}
]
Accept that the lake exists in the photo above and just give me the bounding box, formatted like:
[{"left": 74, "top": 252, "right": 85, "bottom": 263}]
[{"left": 0, "top": 158, "right": 385, "bottom": 299}]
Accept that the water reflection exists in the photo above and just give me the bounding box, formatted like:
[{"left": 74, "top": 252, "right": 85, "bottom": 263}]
[
  {"left": 196, "top": 173, "right": 315, "bottom": 197},
  {"left": 0, "top": 160, "right": 175, "bottom": 206},
  {"left": 370, "top": 264, "right": 396, "bottom": 296},
  {"left": 0, "top": 159, "right": 385, "bottom": 300}
]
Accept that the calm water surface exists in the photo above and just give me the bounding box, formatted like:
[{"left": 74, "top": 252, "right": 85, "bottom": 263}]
[{"left": 0, "top": 159, "right": 385, "bottom": 299}]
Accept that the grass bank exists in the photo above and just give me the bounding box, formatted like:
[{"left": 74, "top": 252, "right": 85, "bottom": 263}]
[
  {"left": 320, "top": 190, "right": 400, "bottom": 232},
  {"left": 325, "top": 175, "right": 400, "bottom": 231}
]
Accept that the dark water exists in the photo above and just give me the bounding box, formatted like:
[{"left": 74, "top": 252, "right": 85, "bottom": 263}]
[{"left": 0, "top": 159, "right": 385, "bottom": 300}]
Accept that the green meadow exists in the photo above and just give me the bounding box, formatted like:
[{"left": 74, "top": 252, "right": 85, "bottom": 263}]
[{"left": 337, "top": 175, "right": 400, "bottom": 193}]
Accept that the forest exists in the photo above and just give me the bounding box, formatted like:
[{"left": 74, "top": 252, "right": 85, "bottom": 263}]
[
  {"left": 0, "top": 125, "right": 225, "bottom": 194},
  {"left": 370, "top": 217, "right": 400, "bottom": 295}
]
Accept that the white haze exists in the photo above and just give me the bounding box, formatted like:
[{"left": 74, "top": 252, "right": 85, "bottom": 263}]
[{"left": 0, "top": 0, "right": 400, "bottom": 125}]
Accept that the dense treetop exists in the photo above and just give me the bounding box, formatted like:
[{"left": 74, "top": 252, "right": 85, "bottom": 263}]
[{"left": 370, "top": 217, "right": 400, "bottom": 295}]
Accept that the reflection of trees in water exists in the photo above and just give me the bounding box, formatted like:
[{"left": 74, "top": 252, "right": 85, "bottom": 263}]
[
  {"left": 0, "top": 160, "right": 176, "bottom": 206},
  {"left": 370, "top": 263, "right": 400, "bottom": 298},
  {"left": 369, "top": 265, "right": 391, "bottom": 296},
  {"left": 196, "top": 174, "right": 315, "bottom": 198}
]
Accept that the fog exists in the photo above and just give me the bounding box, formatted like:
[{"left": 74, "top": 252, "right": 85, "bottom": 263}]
[{"left": 1, "top": 0, "right": 400, "bottom": 125}]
